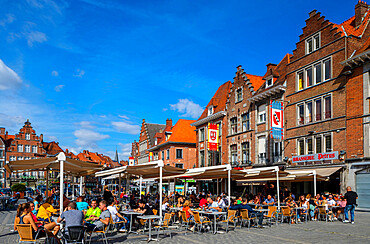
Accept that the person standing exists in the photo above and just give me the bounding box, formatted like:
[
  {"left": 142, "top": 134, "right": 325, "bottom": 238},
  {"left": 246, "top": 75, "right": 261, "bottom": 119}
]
[{"left": 343, "top": 186, "right": 358, "bottom": 224}]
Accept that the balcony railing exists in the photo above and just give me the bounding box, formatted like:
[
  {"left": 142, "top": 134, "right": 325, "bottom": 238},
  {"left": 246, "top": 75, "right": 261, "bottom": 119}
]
[
  {"left": 273, "top": 153, "right": 282, "bottom": 164},
  {"left": 258, "top": 153, "right": 267, "bottom": 164}
]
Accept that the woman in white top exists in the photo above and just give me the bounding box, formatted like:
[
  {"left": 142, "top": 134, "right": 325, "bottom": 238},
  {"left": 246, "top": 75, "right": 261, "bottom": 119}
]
[{"left": 162, "top": 198, "right": 170, "bottom": 213}]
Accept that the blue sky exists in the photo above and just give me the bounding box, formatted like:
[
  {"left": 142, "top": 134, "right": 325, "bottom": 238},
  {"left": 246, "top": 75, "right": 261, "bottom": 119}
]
[{"left": 0, "top": 0, "right": 358, "bottom": 160}]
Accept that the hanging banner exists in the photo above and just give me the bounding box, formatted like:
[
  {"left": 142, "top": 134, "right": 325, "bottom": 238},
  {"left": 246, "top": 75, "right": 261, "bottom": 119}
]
[
  {"left": 270, "top": 101, "right": 284, "bottom": 139},
  {"left": 207, "top": 123, "right": 219, "bottom": 151}
]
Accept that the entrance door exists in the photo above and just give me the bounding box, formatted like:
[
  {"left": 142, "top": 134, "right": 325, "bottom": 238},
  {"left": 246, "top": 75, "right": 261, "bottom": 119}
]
[{"left": 356, "top": 172, "right": 370, "bottom": 209}]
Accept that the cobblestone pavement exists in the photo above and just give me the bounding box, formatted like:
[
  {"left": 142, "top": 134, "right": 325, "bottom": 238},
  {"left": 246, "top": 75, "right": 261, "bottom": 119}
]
[{"left": 1, "top": 209, "right": 370, "bottom": 244}]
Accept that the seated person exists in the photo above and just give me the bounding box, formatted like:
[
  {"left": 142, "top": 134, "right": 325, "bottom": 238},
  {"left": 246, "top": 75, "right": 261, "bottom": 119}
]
[
  {"left": 177, "top": 196, "right": 184, "bottom": 208},
  {"left": 85, "top": 200, "right": 102, "bottom": 223},
  {"left": 14, "top": 203, "right": 41, "bottom": 239},
  {"left": 263, "top": 195, "right": 275, "bottom": 205},
  {"left": 199, "top": 195, "right": 207, "bottom": 208},
  {"left": 29, "top": 202, "right": 43, "bottom": 228},
  {"left": 182, "top": 200, "right": 194, "bottom": 219},
  {"left": 134, "top": 200, "right": 154, "bottom": 227},
  {"left": 230, "top": 200, "right": 264, "bottom": 227},
  {"left": 85, "top": 200, "right": 111, "bottom": 232},
  {"left": 37, "top": 197, "right": 58, "bottom": 222},
  {"left": 33, "top": 195, "right": 43, "bottom": 216},
  {"left": 107, "top": 199, "right": 128, "bottom": 232},
  {"left": 206, "top": 197, "right": 221, "bottom": 212},
  {"left": 57, "top": 202, "right": 84, "bottom": 237},
  {"left": 76, "top": 196, "right": 89, "bottom": 211},
  {"left": 217, "top": 196, "right": 227, "bottom": 209}
]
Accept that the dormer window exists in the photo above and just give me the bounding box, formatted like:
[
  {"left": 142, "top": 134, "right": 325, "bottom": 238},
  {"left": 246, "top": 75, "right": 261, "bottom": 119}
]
[
  {"left": 208, "top": 106, "right": 214, "bottom": 116},
  {"left": 154, "top": 138, "right": 158, "bottom": 145},
  {"left": 306, "top": 33, "right": 320, "bottom": 54},
  {"left": 236, "top": 88, "right": 243, "bottom": 103},
  {"left": 266, "top": 78, "right": 273, "bottom": 88}
]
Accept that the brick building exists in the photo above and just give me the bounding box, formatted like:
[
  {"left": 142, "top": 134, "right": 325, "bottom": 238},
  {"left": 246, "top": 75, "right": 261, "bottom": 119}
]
[
  {"left": 191, "top": 81, "right": 232, "bottom": 168},
  {"left": 283, "top": 2, "right": 370, "bottom": 197},
  {"left": 225, "top": 66, "right": 264, "bottom": 168},
  {"left": 148, "top": 119, "right": 197, "bottom": 169}
]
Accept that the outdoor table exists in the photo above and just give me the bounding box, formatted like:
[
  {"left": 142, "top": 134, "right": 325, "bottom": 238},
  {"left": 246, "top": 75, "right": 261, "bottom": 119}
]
[
  {"left": 254, "top": 208, "right": 269, "bottom": 213},
  {"left": 121, "top": 210, "right": 143, "bottom": 234},
  {"left": 137, "top": 215, "right": 161, "bottom": 242},
  {"left": 293, "top": 207, "right": 306, "bottom": 223},
  {"left": 198, "top": 211, "right": 227, "bottom": 234}
]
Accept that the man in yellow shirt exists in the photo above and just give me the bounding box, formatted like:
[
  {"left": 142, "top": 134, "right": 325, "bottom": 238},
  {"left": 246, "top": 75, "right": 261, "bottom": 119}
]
[{"left": 85, "top": 200, "right": 102, "bottom": 223}]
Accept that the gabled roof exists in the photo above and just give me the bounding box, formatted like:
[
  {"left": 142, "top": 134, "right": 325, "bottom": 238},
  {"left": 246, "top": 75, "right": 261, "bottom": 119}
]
[
  {"left": 159, "top": 119, "right": 196, "bottom": 145},
  {"left": 43, "top": 141, "right": 64, "bottom": 156},
  {"left": 146, "top": 123, "right": 166, "bottom": 146},
  {"left": 245, "top": 73, "right": 265, "bottom": 92},
  {"left": 197, "top": 81, "right": 232, "bottom": 121},
  {"left": 332, "top": 8, "right": 370, "bottom": 38}
]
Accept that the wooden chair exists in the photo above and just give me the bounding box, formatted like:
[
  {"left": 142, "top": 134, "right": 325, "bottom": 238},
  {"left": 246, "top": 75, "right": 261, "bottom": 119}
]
[
  {"left": 180, "top": 211, "right": 192, "bottom": 235},
  {"left": 318, "top": 206, "right": 328, "bottom": 222},
  {"left": 154, "top": 213, "right": 172, "bottom": 240},
  {"left": 264, "top": 206, "right": 278, "bottom": 226},
  {"left": 220, "top": 210, "right": 237, "bottom": 232},
  {"left": 17, "top": 224, "right": 38, "bottom": 244},
  {"left": 281, "top": 206, "right": 295, "bottom": 224},
  {"left": 239, "top": 209, "right": 256, "bottom": 230},
  {"left": 193, "top": 212, "right": 212, "bottom": 234},
  {"left": 108, "top": 216, "right": 126, "bottom": 234}
]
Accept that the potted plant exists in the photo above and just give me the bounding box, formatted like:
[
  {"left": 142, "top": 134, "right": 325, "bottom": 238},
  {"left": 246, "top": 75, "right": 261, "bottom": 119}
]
[{"left": 11, "top": 183, "right": 26, "bottom": 199}]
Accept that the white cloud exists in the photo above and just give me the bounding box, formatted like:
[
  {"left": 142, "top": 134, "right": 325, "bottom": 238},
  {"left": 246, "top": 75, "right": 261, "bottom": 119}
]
[
  {"left": 25, "top": 30, "right": 47, "bottom": 47},
  {"left": 118, "top": 143, "right": 132, "bottom": 159},
  {"left": 0, "top": 59, "right": 22, "bottom": 90},
  {"left": 162, "top": 108, "right": 168, "bottom": 112},
  {"left": 45, "top": 135, "right": 57, "bottom": 141},
  {"left": 170, "top": 98, "right": 203, "bottom": 119},
  {"left": 73, "top": 129, "right": 109, "bottom": 149},
  {"left": 118, "top": 115, "right": 129, "bottom": 120},
  {"left": 79, "top": 121, "right": 94, "bottom": 129},
  {"left": 51, "top": 70, "right": 58, "bottom": 76},
  {"left": 0, "top": 113, "right": 25, "bottom": 128},
  {"left": 74, "top": 69, "right": 85, "bottom": 77},
  {"left": 54, "top": 84, "right": 64, "bottom": 92},
  {"left": 112, "top": 121, "right": 140, "bottom": 135},
  {"left": 0, "top": 14, "right": 15, "bottom": 27}
]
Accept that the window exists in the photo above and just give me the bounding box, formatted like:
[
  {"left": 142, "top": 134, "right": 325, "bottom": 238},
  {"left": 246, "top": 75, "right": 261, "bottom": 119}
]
[
  {"left": 325, "top": 134, "right": 332, "bottom": 152},
  {"left": 166, "top": 149, "right": 170, "bottom": 160},
  {"left": 25, "top": 145, "right": 30, "bottom": 153},
  {"left": 0, "top": 150, "right": 3, "bottom": 157},
  {"left": 25, "top": 157, "right": 30, "bottom": 160},
  {"left": 306, "top": 33, "right": 320, "bottom": 54},
  {"left": 208, "top": 106, "right": 214, "bottom": 116},
  {"left": 161, "top": 151, "right": 164, "bottom": 160},
  {"left": 175, "top": 163, "right": 183, "bottom": 169},
  {"left": 258, "top": 137, "right": 266, "bottom": 164},
  {"left": 298, "top": 140, "right": 304, "bottom": 155},
  {"left": 200, "top": 150, "right": 205, "bottom": 167},
  {"left": 176, "top": 149, "right": 183, "bottom": 159},
  {"left": 296, "top": 57, "right": 331, "bottom": 90},
  {"left": 307, "top": 138, "right": 313, "bottom": 154},
  {"left": 297, "top": 95, "right": 331, "bottom": 125},
  {"left": 199, "top": 128, "right": 205, "bottom": 142},
  {"left": 306, "top": 102, "right": 313, "bottom": 123},
  {"left": 32, "top": 145, "right": 37, "bottom": 153},
  {"left": 324, "top": 96, "right": 332, "bottom": 119},
  {"left": 154, "top": 138, "right": 157, "bottom": 145},
  {"left": 266, "top": 78, "right": 273, "bottom": 88},
  {"left": 315, "top": 63, "right": 322, "bottom": 84},
  {"left": 298, "top": 104, "right": 304, "bottom": 125},
  {"left": 230, "top": 145, "right": 237, "bottom": 164},
  {"left": 258, "top": 104, "right": 266, "bottom": 123},
  {"left": 236, "top": 88, "right": 243, "bottom": 103},
  {"left": 241, "top": 142, "right": 249, "bottom": 164},
  {"left": 315, "top": 99, "right": 322, "bottom": 121},
  {"left": 273, "top": 141, "right": 282, "bottom": 163},
  {"left": 242, "top": 113, "right": 250, "bottom": 132},
  {"left": 17, "top": 144, "right": 23, "bottom": 152},
  {"left": 10, "top": 156, "right": 16, "bottom": 161},
  {"left": 17, "top": 156, "right": 23, "bottom": 161},
  {"left": 324, "top": 59, "right": 332, "bottom": 80},
  {"left": 230, "top": 118, "right": 237, "bottom": 134},
  {"left": 25, "top": 133, "right": 30, "bottom": 140},
  {"left": 315, "top": 136, "right": 322, "bottom": 153}
]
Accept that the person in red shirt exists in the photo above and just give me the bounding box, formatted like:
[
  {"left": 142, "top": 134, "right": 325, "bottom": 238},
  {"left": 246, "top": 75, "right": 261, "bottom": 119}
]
[{"left": 199, "top": 195, "right": 207, "bottom": 208}]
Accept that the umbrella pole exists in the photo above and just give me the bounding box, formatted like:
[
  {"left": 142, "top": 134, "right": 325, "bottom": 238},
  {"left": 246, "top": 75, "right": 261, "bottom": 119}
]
[
  {"left": 216, "top": 178, "right": 219, "bottom": 196},
  {"left": 228, "top": 165, "right": 231, "bottom": 207},
  {"left": 139, "top": 176, "right": 142, "bottom": 197},
  {"left": 159, "top": 163, "right": 163, "bottom": 219},
  {"left": 313, "top": 171, "right": 317, "bottom": 196},
  {"left": 58, "top": 153, "right": 66, "bottom": 213},
  {"left": 79, "top": 176, "right": 83, "bottom": 196},
  {"left": 119, "top": 173, "right": 122, "bottom": 197},
  {"left": 45, "top": 168, "right": 49, "bottom": 198},
  {"left": 276, "top": 170, "right": 280, "bottom": 210}
]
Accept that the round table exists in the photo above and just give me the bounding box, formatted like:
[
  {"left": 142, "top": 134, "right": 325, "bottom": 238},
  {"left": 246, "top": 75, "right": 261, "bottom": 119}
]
[
  {"left": 198, "top": 211, "right": 227, "bottom": 234},
  {"left": 137, "top": 215, "right": 161, "bottom": 242}
]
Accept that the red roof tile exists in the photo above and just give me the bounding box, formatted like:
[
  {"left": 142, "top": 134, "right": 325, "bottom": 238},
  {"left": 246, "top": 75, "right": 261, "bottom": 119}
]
[
  {"left": 246, "top": 73, "right": 264, "bottom": 91},
  {"left": 332, "top": 7, "right": 370, "bottom": 37},
  {"left": 157, "top": 119, "right": 197, "bottom": 145}
]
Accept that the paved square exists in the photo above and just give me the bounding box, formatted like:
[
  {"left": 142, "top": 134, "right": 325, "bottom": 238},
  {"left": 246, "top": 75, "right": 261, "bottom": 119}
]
[{"left": 1, "top": 210, "right": 369, "bottom": 243}]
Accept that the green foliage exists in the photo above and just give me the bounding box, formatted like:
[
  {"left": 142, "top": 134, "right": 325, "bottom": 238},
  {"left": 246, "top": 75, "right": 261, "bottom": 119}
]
[{"left": 11, "top": 183, "right": 26, "bottom": 192}]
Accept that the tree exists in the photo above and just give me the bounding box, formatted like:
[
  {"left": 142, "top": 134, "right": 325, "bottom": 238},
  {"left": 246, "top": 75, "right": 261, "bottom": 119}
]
[{"left": 11, "top": 183, "right": 26, "bottom": 192}]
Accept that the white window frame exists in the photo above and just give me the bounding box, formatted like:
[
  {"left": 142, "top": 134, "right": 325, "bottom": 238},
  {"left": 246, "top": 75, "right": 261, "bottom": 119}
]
[
  {"left": 258, "top": 104, "right": 266, "bottom": 124},
  {"left": 324, "top": 133, "right": 332, "bottom": 152},
  {"left": 230, "top": 117, "right": 237, "bottom": 135},
  {"left": 17, "top": 156, "right": 23, "bottom": 161},
  {"left": 297, "top": 139, "right": 305, "bottom": 155},
  {"left": 10, "top": 156, "right": 16, "bottom": 161},
  {"left": 207, "top": 106, "right": 214, "bottom": 116},
  {"left": 25, "top": 145, "right": 30, "bottom": 153},
  {"left": 242, "top": 113, "right": 250, "bottom": 132},
  {"left": 199, "top": 128, "right": 205, "bottom": 142},
  {"left": 296, "top": 57, "right": 331, "bottom": 91},
  {"left": 17, "top": 144, "right": 23, "bottom": 152},
  {"left": 176, "top": 149, "right": 183, "bottom": 159},
  {"left": 235, "top": 88, "right": 243, "bottom": 103},
  {"left": 305, "top": 33, "right": 320, "bottom": 54},
  {"left": 32, "top": 145, "right": 37, "bottom": 153},
  {"left": 266, "top": 76, "right": 273, "bottom": 88},
  {"left": 296, "top": 94, "right": 332, "bottom": 126},
  {"left": 25, "top": 133, "right": 30, "bottom": 140},
  {"left": 166, "top": 149, "right": 170, "bottom": 160}
]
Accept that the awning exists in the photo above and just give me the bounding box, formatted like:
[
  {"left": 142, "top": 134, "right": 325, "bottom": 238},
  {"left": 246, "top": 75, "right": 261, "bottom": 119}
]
[
  {"left": 125, "top": 162, "right": 186, "bottom": 179},
  {"left": 286, "top": 166, "right": 342, "bottom": 179},
  {"left": 5, "top": 156, "right": 104, "bottom": 176},
  {"left": 95, "top": 166, "right": 127, "bottom": 177}
]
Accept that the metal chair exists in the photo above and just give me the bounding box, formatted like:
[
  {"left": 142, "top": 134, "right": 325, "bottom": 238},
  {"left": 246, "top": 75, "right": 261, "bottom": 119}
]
[
  {"left": 180, "top": 211, "right": 193, "bottom": 234},
  {"left": 62, "top": 225, "right": 85, "bottom": 244},
  {"left": 264, "top": 206, "right": 278, "bottom": 226},
  {"left": 154, "top": 213, "right": 172, "bottom": 240},
  {"left": 87, "top": 219, "right": 110, "bottom": 244},
  {"left": 318, "top": 206, "right": 328, "bottom": 222},
  {"left": 193, "top": 211, "right": 212, "bottom": 234},
  {"left": 220, "top": 210, "right": 237, "bottom": 232},
  {"left": 239, "top": 209, "right": 256, "bottom": 230},
  {"left": 280, "top": 206, "right": 295, "bottom": 224}
]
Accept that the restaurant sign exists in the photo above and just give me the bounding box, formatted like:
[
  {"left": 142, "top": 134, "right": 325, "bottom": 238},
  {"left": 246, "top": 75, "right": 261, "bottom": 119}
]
[{"left": 292, "top": 151, "right": 338, "bottom": 163}]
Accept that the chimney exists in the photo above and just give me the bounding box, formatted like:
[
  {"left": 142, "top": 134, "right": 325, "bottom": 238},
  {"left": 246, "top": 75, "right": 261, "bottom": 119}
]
[
  {"left": 355, "top": 1, "right": 368, "bottom": 27},
  {"left": 266, "top": 63, "right": 277, "bottom": 71},
  {"left": 0, "top": 128, "right": 5, "bottom": 135},
  {"left": 40, "top": 133, "right": 43, "bottom": 143},
  {"left": 166, "top": 118, "right": 172, "bottom": 128},
  {"left": 5, "top": 131, "right": 8, "bottom": 140}
]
